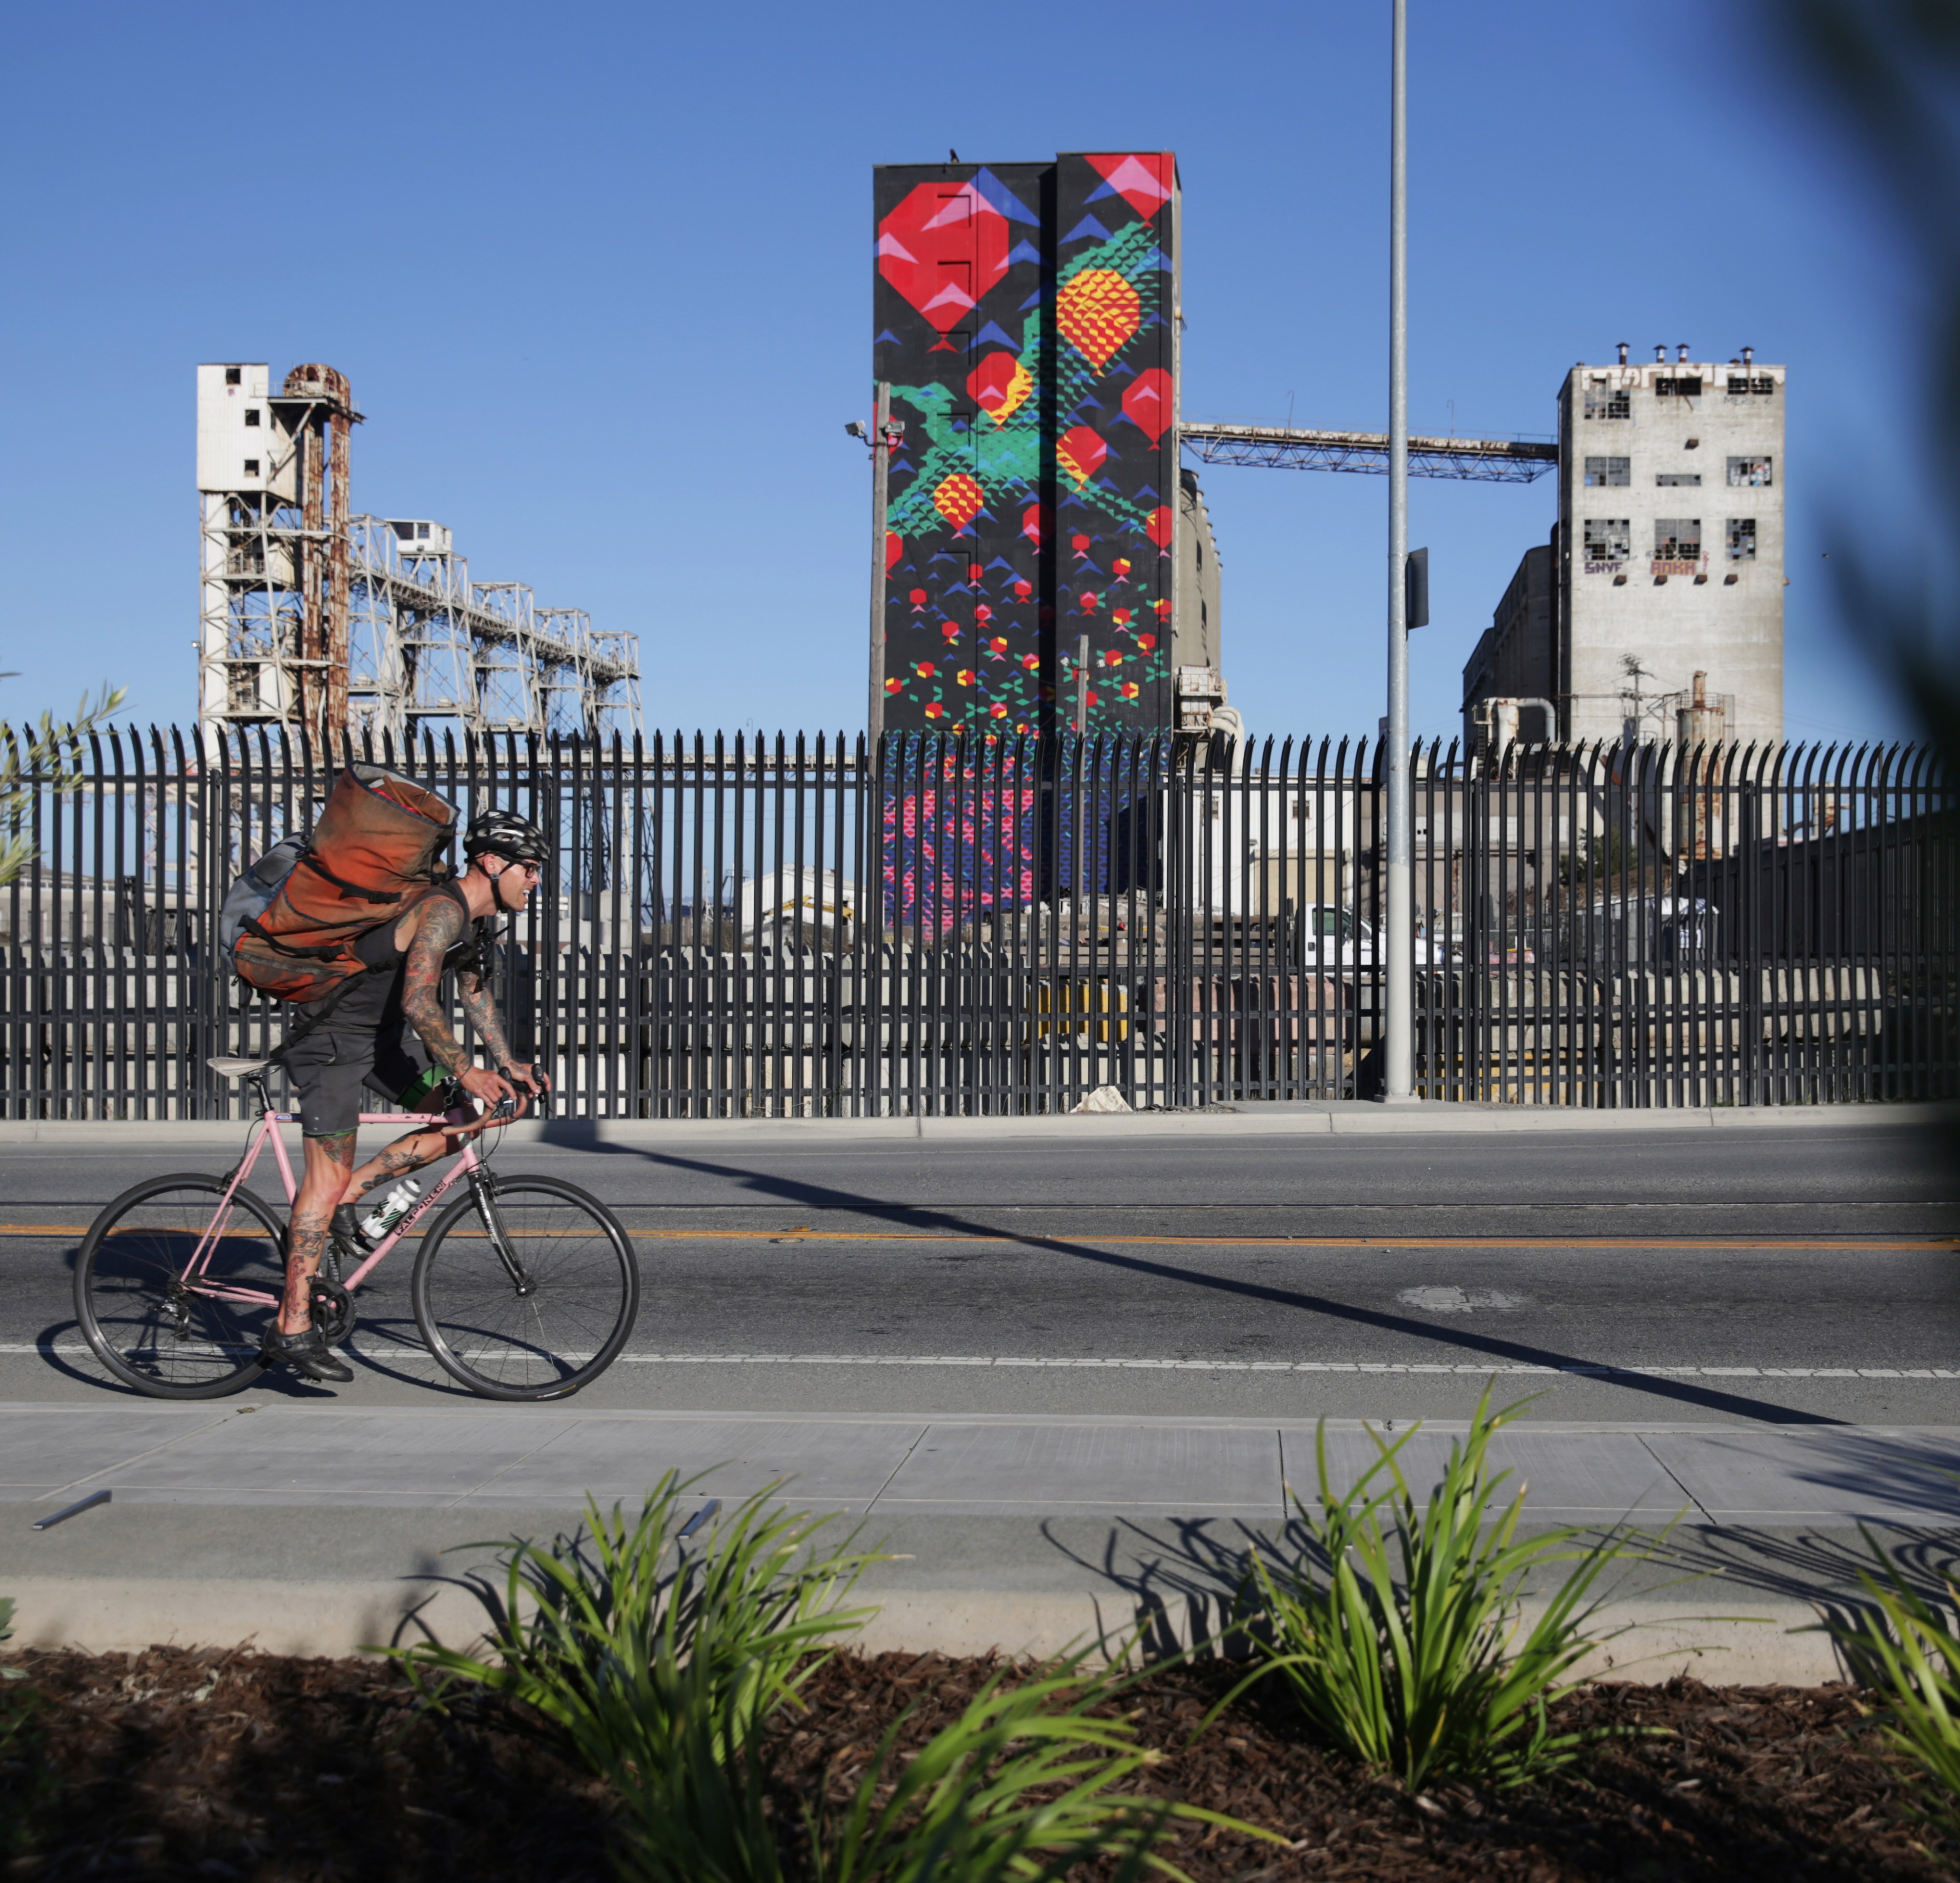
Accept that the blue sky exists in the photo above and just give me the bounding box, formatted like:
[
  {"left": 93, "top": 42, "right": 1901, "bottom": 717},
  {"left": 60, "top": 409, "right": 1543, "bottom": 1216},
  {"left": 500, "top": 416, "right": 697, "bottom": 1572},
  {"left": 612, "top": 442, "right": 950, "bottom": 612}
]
[{"left": 0, "top": 0, "right": 1921, "bottom": 747}]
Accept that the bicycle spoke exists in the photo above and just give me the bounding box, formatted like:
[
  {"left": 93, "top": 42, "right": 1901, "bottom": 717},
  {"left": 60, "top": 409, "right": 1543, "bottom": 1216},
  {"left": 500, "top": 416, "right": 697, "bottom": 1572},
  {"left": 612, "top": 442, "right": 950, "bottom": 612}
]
[
  {"left": 76, "top": 1179, "right": 283, "bottom": 1398},
  {"left": 412, "top": 1179, "right": 638, "bottom": 1399}
]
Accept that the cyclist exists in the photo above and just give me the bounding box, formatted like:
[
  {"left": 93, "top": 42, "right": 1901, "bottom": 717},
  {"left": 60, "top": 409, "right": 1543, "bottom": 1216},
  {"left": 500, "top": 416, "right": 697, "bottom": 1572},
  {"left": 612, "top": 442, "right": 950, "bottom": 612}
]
[{"left": 266, "top": 807, "right": 553, "bottom": 1384}]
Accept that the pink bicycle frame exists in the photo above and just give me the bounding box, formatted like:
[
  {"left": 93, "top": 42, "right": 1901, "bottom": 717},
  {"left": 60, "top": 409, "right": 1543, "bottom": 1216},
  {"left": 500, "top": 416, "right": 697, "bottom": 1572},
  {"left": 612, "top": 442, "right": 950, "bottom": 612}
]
[{"left": 183, "top": 1106, "right": 491, "bottom": 1305}]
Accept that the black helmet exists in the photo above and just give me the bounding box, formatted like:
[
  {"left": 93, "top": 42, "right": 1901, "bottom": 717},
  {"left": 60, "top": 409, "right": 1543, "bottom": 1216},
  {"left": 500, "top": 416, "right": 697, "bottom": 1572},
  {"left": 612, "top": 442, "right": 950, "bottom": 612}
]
[{"left": 464, "top": 807, "right": 549, "bottom": 870}]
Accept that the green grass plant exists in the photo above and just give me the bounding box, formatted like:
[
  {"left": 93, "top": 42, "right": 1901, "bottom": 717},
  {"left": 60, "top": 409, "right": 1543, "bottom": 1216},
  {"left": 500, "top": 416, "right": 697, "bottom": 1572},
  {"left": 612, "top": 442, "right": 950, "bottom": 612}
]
[
  {"left": 609, "top": 1644, "right": 1272, "bottom": 1883},
  {"left": 1221, "top": 1384, "right": 1651, "bottom": 1790},
  {"left": 391, "top": 1471, "right": 881, "bottom": 1775},
  {"left": 1831, "top": 1530, "right": 1960, "bottom": 1831}
]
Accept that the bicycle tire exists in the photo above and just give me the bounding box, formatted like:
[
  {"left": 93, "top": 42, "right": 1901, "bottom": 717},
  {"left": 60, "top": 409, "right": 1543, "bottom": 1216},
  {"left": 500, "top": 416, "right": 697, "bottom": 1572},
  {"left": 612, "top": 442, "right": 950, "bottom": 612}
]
[
  {"left": 409, "top": 1175, "right": 639, "bottom": 1401},
  {"left": 74, "top": 1174, "right": 283, "bottom": 1399}
]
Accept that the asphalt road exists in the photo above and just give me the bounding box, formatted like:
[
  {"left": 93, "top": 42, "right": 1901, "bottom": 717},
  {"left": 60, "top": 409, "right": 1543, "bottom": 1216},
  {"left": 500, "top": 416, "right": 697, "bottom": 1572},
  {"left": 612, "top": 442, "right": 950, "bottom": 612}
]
[{"left": 5, "top": 1120, "right": 1957, "bottom": 1425}]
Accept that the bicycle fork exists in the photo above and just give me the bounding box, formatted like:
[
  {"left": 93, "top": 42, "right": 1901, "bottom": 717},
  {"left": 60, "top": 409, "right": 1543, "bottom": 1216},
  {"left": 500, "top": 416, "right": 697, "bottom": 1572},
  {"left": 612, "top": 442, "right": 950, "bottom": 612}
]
[{"left": 469, "top": 1167, "right": 536, "bottom": 1296}]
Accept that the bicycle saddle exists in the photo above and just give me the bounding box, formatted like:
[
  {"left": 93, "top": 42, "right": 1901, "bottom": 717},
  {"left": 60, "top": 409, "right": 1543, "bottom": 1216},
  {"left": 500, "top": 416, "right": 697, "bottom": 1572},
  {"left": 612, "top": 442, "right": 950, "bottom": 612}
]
[{"left": 207, "top": 1056, "right": 273, "bottom": 1077}]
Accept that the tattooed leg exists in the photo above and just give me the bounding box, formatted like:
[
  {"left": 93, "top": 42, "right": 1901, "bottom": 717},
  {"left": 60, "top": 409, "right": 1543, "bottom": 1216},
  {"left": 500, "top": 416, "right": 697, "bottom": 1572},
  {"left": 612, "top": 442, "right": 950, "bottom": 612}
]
[
  {"left": 283, "top": 1133, "right": 357, "bottom": 1333},
  {"left": 345, "top": 1127, "right": 452, "bottom": 1201}
]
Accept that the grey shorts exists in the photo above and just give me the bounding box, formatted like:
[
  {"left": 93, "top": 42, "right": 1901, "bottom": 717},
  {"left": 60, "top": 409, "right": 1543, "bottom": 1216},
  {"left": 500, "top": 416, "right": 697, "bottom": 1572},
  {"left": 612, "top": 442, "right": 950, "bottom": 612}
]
[{"left": 280, "top": 1027, "right": 435, "bottom": 1139}]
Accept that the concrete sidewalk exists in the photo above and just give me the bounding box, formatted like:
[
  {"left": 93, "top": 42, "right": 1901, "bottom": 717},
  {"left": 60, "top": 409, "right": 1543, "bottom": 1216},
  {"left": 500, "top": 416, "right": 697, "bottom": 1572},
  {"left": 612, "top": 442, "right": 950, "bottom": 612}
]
[
  {"left": 1, "top": 1098, "right": 1951, "bottom": 1147},
  {"left": 1, "top": 1401, "right": 1954, "bottom": 1682}
]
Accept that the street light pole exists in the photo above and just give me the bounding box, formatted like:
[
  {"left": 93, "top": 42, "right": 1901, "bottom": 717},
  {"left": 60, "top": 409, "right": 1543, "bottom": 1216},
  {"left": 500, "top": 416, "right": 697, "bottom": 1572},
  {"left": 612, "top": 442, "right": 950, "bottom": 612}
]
[
  {"left": 866, "top": 380, "right": 895, "bottom": 751},
  {"left": 1384, "top": 0, "right": 1414, "bottom": 1101}
]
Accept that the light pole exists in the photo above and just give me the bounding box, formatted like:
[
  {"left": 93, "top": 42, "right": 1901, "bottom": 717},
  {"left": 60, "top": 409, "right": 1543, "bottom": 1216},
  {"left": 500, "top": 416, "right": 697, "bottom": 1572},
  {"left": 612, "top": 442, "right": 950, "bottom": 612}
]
[
  {"left": 848, "top": 383, "right": 904, "bottom": 751},
  {"left": 1383, "top": 0, "right": 1414, "bottom": 1102}
]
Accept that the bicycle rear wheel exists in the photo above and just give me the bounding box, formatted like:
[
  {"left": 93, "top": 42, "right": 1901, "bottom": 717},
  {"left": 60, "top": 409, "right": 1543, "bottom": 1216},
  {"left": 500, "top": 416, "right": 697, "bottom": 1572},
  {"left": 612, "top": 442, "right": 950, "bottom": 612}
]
[
  {"left": 74, "top": 1175, "right": 282, "bottom": 1399},
  {"left": 410, "top": 1176, "right": 639, "bottom": 1401}
]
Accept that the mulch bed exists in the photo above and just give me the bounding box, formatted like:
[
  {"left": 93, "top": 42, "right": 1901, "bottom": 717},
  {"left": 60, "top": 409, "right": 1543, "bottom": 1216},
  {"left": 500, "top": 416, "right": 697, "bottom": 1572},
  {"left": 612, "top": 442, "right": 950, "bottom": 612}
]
[{"left": 0, "top": 1644, "right": 1953, "bottom": 1880}]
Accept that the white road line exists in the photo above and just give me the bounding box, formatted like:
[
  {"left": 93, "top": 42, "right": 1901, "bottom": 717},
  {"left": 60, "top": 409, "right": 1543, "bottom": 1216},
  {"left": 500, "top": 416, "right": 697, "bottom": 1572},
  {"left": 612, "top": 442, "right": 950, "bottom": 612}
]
[
  {"left": 603, "top": 1353, "right": 1960, "bottom": 1379},
  {"left": 7, "top": 1343, "right": 1954, "bottom": 1379}
]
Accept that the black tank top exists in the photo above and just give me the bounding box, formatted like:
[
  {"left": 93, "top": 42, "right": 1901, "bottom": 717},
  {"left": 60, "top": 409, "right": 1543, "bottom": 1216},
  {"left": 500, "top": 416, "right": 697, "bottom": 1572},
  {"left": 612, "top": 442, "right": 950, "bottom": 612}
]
[{"left": 293, "top": 879, "right": 481, "bottom": 1039}]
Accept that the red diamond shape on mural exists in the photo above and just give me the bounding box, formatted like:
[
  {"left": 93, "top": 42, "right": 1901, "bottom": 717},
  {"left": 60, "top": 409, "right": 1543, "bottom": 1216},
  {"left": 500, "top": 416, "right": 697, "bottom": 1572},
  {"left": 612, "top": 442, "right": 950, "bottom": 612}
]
[
  {"left": 1056, "top": 425, "right": 1108, "bottom": 489},
  {"left": 878, "top": 183, "right": 1011, "bottom": 333},
  {"left": 933, "top": 473, "right": 985, "bottom": 533},
  {"left": 1084, "top": 153, "right": 1173, "bottom": 220},
  {"left": 1120, "top": 368, "right": 1172, "bottom": 445},
  {"left": 1145, "top": 505, "right": 1173, "bottom": 550}
]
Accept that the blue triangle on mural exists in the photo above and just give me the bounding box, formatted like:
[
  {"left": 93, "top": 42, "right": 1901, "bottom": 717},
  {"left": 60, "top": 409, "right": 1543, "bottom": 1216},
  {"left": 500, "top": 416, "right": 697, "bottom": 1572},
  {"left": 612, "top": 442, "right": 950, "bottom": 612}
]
[
  {"left": 1005, "top": 239, "right": 1042, "bottom": 267},
  {"left": 1067, "top": 395, "right": 1107, "bottom": 418},
  {"left": 874, "top": 329, "right": 903, "bottom": 346},
  {"left": 1019, "top": 290, "right": 1043, "bottom": 311},
  {"left": 1061, "top": 215, "right": 1112, "bottom": 243},
  {"left": 1133, "top": 484, "right": 1159, "bottom": 503},
  {"left": 976, "top": 320, "right": 1020, "bottom": 350},
  {"left": 986, "top": 557, "right": 1018, "bottom": 575},
  {"left": 1141, "top": 246, "right": 1173, "bottom": 272},
  {"left": 972, "top": 167, "right": 1040, "bottom": 225}
]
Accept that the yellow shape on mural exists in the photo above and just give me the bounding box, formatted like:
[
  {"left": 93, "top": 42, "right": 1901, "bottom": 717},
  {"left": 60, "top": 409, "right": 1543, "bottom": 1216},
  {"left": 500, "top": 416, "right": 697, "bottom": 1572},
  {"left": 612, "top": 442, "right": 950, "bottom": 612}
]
[
  {"left": 1057, "top": 269, "right": 1141, "bottom": 371},
  {"left": 932, "top": 473, "right": 985, "bottom": 532}
]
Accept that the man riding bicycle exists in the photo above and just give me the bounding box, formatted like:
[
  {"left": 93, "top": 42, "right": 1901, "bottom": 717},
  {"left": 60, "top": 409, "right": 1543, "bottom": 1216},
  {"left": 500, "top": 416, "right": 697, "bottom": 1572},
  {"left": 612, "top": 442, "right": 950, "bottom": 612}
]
[{"left": 268, "top": 807, "right": 552, "bottom": 1384}]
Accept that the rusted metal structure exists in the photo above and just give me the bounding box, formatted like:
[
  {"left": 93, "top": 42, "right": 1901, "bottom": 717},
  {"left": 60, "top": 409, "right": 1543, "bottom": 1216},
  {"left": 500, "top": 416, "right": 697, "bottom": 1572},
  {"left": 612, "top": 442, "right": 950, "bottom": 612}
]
[
  {"left": 196, "top": 363, "right": 640, "bottom": 744},
  {"left": 1179, "top": 420, "right": 1558, "bottom": 483}
]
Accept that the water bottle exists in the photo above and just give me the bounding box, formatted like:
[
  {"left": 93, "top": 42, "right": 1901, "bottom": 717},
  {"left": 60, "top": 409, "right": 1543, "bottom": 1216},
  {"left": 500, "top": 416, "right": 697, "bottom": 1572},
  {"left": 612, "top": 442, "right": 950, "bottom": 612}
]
[{"left": 358, "top": 1178, "right": 422, "bottom": 1243}]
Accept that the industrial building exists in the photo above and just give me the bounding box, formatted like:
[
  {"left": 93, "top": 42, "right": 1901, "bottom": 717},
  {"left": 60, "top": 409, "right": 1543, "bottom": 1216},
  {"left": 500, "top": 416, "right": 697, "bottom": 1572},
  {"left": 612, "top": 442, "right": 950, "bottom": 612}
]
[
  {"left": 195, "top": 363, "right": 640, "bottom": 746},
  {"left": 873, "top": 152, "right": 1225, "bottom": 736},
  {"left": 1463, "top": 347, "right": 1785, "bottom": 752}
]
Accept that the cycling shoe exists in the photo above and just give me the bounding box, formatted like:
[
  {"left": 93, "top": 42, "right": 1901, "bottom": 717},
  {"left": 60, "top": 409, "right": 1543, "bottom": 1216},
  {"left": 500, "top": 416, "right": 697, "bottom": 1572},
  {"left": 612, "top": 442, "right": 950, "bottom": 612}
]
[
  {"left": 329, "top": 1204, "right": 374, "bottom": 1256},
  {"left": 261, "top": 1325, "right": 354, "bottom": 1384}
]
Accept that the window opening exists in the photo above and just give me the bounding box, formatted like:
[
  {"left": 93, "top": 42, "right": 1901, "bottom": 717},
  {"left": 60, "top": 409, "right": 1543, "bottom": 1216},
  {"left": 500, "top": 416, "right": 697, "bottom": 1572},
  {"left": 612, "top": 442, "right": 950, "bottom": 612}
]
[
  {"left": 1654, "top": 518, "right": 1702, "bottom": 560},
  {"left": 1656, "top": 472, "right": 1700, "bottom": 486},
  {"left": 242, "top": 459, "right": 259, "bottom": 476},
  {"left": 1654, "top": 375, "right": 1703, "bottom": 398},
  {"left": 1727, "top": 518, "right": 1757, "bottom": 561},
  {"left": 243, "top": 408, "right": 261, "bottom": 427},
  {"left": 224, "top": 367, "right": 241, "bottom": 386},
  {"left": 1583, "top": 379, "right": 1630, "bottom": 419},
  {"left": 1727, "top": 456, "right": 1773, "bottom": 487},
  {"left": 1583, "top": 518, "right": 1630, "bottom": 567},
  {"left": 1584, "top": 456, "right": 1630, "bottom": 487},
  {"left": 1726, "top": 375, "right": 1776, "bottom": 396}
]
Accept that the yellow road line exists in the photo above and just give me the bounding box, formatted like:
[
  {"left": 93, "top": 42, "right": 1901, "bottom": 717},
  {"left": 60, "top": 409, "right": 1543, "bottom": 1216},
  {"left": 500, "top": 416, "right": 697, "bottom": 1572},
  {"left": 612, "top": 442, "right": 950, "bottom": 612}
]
[{"left": 1, "top": 1224, "right": 1952, "bottom": 1251}]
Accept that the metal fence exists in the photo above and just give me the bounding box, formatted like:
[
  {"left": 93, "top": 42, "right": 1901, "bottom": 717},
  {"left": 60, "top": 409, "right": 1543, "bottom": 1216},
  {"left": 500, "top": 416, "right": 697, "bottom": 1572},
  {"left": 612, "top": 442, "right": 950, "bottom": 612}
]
[{"left": 3, "top": 726, "right": 1953, "bottom": 1119}]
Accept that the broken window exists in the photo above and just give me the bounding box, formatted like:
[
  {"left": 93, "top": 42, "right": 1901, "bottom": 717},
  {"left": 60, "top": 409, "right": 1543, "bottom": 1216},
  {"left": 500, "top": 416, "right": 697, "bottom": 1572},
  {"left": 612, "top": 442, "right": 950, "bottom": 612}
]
[
  {"left": 1727, "top": 517, "right": 1757, "bottom": 561},
  {"left": 224, "top": 367, "right": 241, "bottom": 386},
  {"left": 244, "top": 408, "right": 261, "bottom": 427},
  {"left": 1654, "top": 518, "right": 1702, "bottom": 560},
  {"left": 1583, "top": 378, "right": 1630, "bottom": 419},
  {"left": 242, "top": 459, "right": 259, "bottom": 476},
  {"left": 1654, "top": 375, "right": 1703, "bottom": 398},
  {"left": 1656, "top": 472, "right": 1701, "bottom": 486},
  {"left": 1727, "top": 456, "right": 1773, "bottom": 487},
  {"left": 1583, "top": 518, "right": 1631, "bottom": 564},
  {"left": 1726, "top": 375, "right": 1776, "bottom": 396},
  {"left": 1584, "top": 456, "right": 1630, "bottom": 486}
]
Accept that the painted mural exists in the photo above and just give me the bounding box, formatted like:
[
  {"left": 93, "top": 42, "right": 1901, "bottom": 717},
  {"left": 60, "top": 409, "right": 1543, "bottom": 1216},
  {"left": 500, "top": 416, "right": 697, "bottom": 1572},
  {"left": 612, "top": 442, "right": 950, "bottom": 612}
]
[{"left": 873, "top": 153, "right": 1179, "bottom": 737}]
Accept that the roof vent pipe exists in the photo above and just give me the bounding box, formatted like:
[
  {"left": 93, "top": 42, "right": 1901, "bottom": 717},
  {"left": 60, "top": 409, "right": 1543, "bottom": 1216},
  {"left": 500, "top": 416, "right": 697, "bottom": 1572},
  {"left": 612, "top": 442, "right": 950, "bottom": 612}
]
[
  {"left": 1742, "top": 345, "right": 1754, "bottom": 367},
  {"left": 1616, "top": 341, "right": 1629, "bottom": 365},
  {"left": 1677, "top": 343, "right": 1690, "bottom": 363}
]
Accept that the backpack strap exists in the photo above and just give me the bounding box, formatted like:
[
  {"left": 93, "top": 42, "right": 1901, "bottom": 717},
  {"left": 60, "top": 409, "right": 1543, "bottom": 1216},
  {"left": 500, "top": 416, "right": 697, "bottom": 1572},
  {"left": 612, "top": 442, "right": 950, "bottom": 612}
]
[
  {"left": 239, "top": 914, "right": 346, "bottom": 960},
  {"left": 297, "top": 847, "right": 402, "bottom": 905},
  {"left": 265, "top": 962, "right": 380, "bottom": 1064}
]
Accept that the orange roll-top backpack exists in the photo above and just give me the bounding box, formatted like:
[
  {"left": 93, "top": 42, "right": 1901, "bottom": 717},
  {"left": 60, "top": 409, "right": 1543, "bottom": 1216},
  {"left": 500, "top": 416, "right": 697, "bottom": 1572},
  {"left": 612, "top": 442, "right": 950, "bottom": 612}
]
[{"left": 224, "top": 762, "right": 459, "bottom": 1007}]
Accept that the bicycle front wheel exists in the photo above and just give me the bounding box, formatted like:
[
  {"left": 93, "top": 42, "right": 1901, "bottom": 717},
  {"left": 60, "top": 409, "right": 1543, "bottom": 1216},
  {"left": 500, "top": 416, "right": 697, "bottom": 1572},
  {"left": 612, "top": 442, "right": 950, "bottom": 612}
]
[
  {"left": 410, "top": 1176, "right": 639, "bottom": 1401},
  {"left": 74, "top": 1175, "right": 283, "bottom": 1398}
]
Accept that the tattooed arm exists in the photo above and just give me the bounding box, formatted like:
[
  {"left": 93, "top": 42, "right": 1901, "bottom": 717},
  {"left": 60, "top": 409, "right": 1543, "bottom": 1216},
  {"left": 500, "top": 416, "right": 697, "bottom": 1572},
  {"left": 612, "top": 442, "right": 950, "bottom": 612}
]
[
  {"left": 401, "top": 897, "right": 511, "bottom": 1111},
  {"left": 458, "top": 952, "right": 549, "bottom": 1101}
]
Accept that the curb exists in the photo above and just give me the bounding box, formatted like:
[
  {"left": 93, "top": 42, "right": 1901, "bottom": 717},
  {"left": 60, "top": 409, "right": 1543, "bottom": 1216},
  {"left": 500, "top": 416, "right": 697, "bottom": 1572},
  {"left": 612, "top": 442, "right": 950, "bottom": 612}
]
[
  {"left": 0, "top": 1575, "right": 1843, "bottom": 1684},
  {"left": 0, "top": 1102, "right": 1949, "bottom": 1148}
]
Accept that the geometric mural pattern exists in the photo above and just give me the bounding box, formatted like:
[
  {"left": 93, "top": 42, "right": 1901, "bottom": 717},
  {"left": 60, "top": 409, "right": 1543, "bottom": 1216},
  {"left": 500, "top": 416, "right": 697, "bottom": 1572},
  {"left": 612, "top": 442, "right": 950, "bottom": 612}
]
[{"left": 874, "top": 152, "right": 1179, "bottom": 735}]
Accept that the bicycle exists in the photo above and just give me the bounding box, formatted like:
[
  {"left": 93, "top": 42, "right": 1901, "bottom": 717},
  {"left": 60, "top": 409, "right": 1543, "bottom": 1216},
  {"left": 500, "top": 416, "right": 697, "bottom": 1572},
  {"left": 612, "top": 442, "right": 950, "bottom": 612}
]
[{"left": 73, "top": 1056, "right": 641, "bottom": 1402}]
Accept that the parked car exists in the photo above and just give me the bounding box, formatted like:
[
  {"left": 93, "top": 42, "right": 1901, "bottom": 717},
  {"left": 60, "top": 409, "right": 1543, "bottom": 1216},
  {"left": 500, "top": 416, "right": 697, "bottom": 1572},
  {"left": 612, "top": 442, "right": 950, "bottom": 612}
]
[{"left": 1294, "top": 905, "right": 1453, "bottom": 969}]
